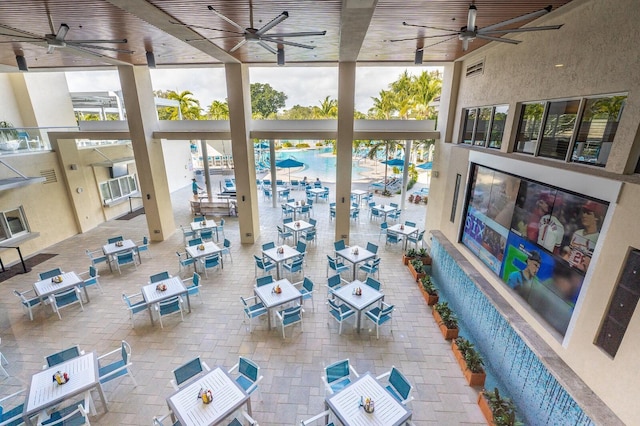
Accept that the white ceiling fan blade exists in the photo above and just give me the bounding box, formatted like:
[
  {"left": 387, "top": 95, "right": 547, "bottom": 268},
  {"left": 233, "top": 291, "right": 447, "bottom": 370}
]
[
  {"left": 67, "top": 42, "right": 134, "bottom": 54},
  {"left": 260, "top": 36, "right": 315, "bottom": 49},
  {"left": 66, "top": 44, "right": 133, "bottom": 65},
  {"left": 47, "top": 45, "right": 56, "bottom": 54},
  {"left": 461, "top": 38, "right": 469, "bottom": 51},
  {"left": 480, "top": 25, "right": 563, "bottom": 35},
  {"left": 402, "top": 22, "right": 458, "bottom": 33},
  {"left": 0, "top": 34, "right": 44, "bottom": 42},
  {"left": 66, "top": 38, "right": 128, "bottom": 44},
  {"left": 466, "top": 5, "right": 477, "bottom": 30},
  {"left": 258, "top": 41, "right": 277, "bottom": 54},
  {"left": 229, "top": 39, "right": 248, "bottom": 53},
  {"left": 255, "top": 12, "right": 288, "bottom": 36},
  {"left": 265, "top": 31, "right": 326, "bottom": 38},
  {"left": 389, "top": 33, "right": 459, "bottom": 42},
  {"left": 169, "top": 21, "right": 244, "bottom": 35},
  {"left": 56, "top": 24, "right": 69, "bottom": 41},
  {"left": 422, "top": 35, "right": 459, "bottom": 50},
  {"left": 480, "top": 6, "right": 553, "bottom": 33},
  {"left": 0, "top": 24, "right": 43, "bottom": 39},
  {"left": 185, "top": 35, "right": 244, "bottom": 42},
  {"left": 207, "top": 6, "right": 246, "bottom": 32},
  {"left": 475, "top": 34, "right": 520, "bottom": 45}
]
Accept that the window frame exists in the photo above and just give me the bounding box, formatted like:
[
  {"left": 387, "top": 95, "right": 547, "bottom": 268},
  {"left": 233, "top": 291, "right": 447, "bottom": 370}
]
[
  {"left": 0, "top": 206, "right": 30, "bottom": 242},
  {"left": 100, "top": 174, "right": 139, "bottom": 206},
  {"left": 460, "top": 104, "right": 509, "bottom": 149}
]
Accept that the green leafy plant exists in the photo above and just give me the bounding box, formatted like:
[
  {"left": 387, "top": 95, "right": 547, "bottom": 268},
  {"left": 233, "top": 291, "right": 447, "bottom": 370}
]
[
  {"left": 420, "top": 275, "right": 437, "bottom": 295},
  {"left": 482, "top": 388, "right": 522, "bottom": 426},
  {"left": 405, "top": 248, "right": 418, "bottom": 258},
  {"left": 434, "top": 301, "right": 458, "bottom": 329},
  {"left": 418, "top": 248, "right": 429, "bottom": 258},
  {"left": 0, "top": 121, "right": 18, "bottom": 140},
  {"left": 410, "top": 259, "right": 424, "bottom": 274},
  {"left": 455, "top": 336, "right": 485, "bottom": 373}
]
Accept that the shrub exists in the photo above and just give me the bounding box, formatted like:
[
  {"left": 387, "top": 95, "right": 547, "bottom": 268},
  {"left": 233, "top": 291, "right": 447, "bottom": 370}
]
[
  {"left": 434, "top": 302, "right": 458, "bottom": 329},
  {"left": 482, "top": 388, "right": 522, "bottom": 426},
  {"left": 410, "top": 259, "right": 424, "bottom": 273},
  {"left": 421, "top": 275, "right": 438, "bottom": 295},
  {"left": 282, "top": 141, "right": 293, "bottom": 148},
  {"left": 296, "top": 142, "right": 310, "bottom": 148},
  {"left": 454, "top": 336, "right": 484, "bottom": 373}
]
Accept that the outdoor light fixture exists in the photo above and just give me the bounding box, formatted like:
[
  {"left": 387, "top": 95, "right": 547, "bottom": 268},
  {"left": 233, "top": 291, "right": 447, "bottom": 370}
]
[
  {"left": 146, "top": 51, "right": 156, "bottom": 68},
  {"left": 16, "top": 54, "right": 28, "bottom": 71},
  {"left": 414, "top": 49, "right": 423, "bottom": 65},
  {"left": 277, "top": 47, "right": 285, "bottom": 66}
]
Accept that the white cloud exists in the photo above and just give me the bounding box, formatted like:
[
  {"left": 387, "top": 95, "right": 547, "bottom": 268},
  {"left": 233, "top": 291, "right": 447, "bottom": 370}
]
[{"left": 65, "top": 65, "right": 442, "bottom": 113}]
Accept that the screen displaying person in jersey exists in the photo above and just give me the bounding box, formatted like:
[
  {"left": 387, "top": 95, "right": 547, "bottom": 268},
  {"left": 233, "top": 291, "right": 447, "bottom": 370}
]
[{"left": 461, "top": 164, "right": 607, "bottom": 335}]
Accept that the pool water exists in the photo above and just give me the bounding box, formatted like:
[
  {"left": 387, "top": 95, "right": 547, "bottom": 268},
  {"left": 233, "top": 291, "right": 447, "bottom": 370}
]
[{"left": 262, "top": 147, "right": 372, "bottom": 183}]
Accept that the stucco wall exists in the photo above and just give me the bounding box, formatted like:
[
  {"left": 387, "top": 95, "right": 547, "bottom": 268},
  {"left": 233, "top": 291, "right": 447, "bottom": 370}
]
[
  {"left": 161, "top": 139, "right": 194, "bottom": 193},
  {"left": 428, "top": 0, "right": 640, "bottom": 422}
]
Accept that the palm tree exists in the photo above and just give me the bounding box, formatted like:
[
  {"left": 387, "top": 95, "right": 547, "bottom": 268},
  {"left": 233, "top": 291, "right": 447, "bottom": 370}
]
[
  {"left": 166, "top": 90, "right": 202, "bottom": 120},
  {"left": 368, "top": 90, "right": 396, "bottom": 119},
  {"left": 391, "top": 71, "right": 414, "bottom": 119},
  {"left": 207, "top": 100, "right": 229, "bottom": 119},
  {"left": 412, "top": 71, "right": 442, "bottom": 120},
  {"left": 314, "top": 96, "right": 338, "bottom": 118}
]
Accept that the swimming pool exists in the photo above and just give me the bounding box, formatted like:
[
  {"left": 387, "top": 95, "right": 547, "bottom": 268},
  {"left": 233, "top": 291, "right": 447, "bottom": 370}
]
[{"left": 264, "top": 147, "right": 372, "bottom": 183}]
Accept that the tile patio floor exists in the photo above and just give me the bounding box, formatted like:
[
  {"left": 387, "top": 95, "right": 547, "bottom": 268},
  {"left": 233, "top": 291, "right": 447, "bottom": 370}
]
[{"left": 0, "top": 180, "right": 485, "bottom": 425}]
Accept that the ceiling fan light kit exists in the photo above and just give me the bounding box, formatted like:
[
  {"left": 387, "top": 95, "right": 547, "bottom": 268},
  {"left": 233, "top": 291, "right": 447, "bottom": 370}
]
[
  {"left": 414, "top": 49, "right": 423, "bottom": 65},
  {"left": 15, "top": 54, "right": 28, "bottom": 71},
  {"left": 146, "top": 51, "right": 156, "bottom": 68},
  {"left": 277, "top": 47, "right": 285, "bottom": 66}
]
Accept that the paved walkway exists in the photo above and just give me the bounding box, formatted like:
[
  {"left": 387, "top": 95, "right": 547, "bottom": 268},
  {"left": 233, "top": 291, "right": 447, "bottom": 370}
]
[{"left": 0, "top": 179, "right": 484, "bottom": 425}]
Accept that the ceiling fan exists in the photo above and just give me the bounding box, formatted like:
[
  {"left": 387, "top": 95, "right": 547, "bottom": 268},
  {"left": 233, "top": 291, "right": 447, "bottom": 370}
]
[
  {"left": 392, "top": 4, "right": 563, "bottom": 54},
  {"left": 175, "top": 0, "right": 326, "bottom": 62},
  {"left": 0, "top": 16, "right": 133, "bottom": 58}
]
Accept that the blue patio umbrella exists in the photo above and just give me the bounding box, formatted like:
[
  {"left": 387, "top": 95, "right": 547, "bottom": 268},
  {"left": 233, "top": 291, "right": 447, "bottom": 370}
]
[
  {"left": 275, "top": 158, "right": 305, "bottom": 182},
  {"left": 417, "top": 161, "right": 433, "bottom": 170},
  {"left": 255, "top": 142, "right": 270, "bottom": 149},
  {"left": 382, "top": 158, "right": 411, "bottom": 167}
]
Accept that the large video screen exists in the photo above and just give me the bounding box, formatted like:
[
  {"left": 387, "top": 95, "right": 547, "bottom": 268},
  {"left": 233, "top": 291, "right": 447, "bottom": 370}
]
[{"left": 462, "top": 165, "right": 608, "bottom": 335}]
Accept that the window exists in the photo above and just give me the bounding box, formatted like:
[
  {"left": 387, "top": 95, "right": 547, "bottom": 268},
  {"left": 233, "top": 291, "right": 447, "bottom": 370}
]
[
  {"left": 572, "top": 95, "right": 626, "bottom": 167},
  {"left": 0, "top": 206, "right": 30, "bottom": 241},
  {"left": 515, "top": 103, "right": 544, "bottom": 154},
  {"left": 462, "top": 109, "right": 476, "bottom": 144},
  {"left": 100, "top": 175, "right": 138, "bottom": 205},
  {"left": 539, "top": 100, "right": 580, "bottom": 160},
  {"left": 460, "top": 105, "right": 509, "bottom": 148},
  {"left": 451, "top": 174, "right": 461, "bottom": 222}
]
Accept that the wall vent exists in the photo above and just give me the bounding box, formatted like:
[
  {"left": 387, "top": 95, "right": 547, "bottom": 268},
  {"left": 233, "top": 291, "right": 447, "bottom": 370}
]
[
  {"left": 40, "top": 169, "right": 57, "bottom": 184},
  {"left": 466, "top": 60, "right": 485, "bottom": 78}
]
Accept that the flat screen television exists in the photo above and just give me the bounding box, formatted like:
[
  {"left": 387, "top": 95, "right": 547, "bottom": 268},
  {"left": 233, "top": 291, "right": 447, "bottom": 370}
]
[{"left": 110, "top": 163, "right": 128, "bottom": 178}]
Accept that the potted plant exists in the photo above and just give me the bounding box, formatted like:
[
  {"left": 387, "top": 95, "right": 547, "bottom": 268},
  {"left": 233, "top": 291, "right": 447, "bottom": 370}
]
[
  {"left": 408, "top": 258, "right": 426, "bottom": 282},
  {"left": 403, "top": 248, "right": 417, "bottom": 265},
  {"left": 417, "top": 247, "right": 432, "bottom": 265},
  {"left": 420, "top": 275, "right": 439, "bottom": 305},
  {"left": 0, "top": 121, "right": 20, "bottom": 150},
  {"left": 452, "top": 337, "right": 486, "bottom": 386},
  {"left": 433, "top": 302, "right": 459, "bottom": 340},
  {"left": 478, "top": 387, "right": 521, "bottom": 426}
]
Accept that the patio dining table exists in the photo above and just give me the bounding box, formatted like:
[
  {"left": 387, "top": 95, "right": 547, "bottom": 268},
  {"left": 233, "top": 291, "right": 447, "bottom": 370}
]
[
  {"left": 102, "top": 239, "right": 138, "bottom": 271},
  {"left": 371, "top": 204, "right": 397, "bottom": 222},
  {"left": 186, "top": 241, "right": 224, "bottom": 271},
  {"left": 335, "top": 245, "right": 376, "bottom": 281},
  {"left": 166, "top": 367, "right": 251, "bottom": 426},
  {"left": 141, "top": 276, "right": 191, "bottom": 326},
  {"left": 332, "top": 280, "right": 384, "bottom": 333},
  {"left": 307, "top": 187, "right": 326, "bottom": 202},
  {"left": 191, "top": 220, "right": 219, "bottom": 241},
  {"left": 33, "top": 271, "right": 89, "bottom": 303},
  {"left": 387, "top": 223, "right": 418, "bottom": 250},
  {"left": 262, "top": 245, "right": 300, "bottom": 280},
  {"left": 284, "top": 220, "right": 314, "bottom": 242},
  {"left": 253, "top": 278, "right": 302, "bottom": 329}
]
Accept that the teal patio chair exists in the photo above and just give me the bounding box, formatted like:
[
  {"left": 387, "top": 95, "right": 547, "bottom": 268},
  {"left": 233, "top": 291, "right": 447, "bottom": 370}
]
[
  {"left": 376, "top": 366, "right": 414, "bottom": 405},
  {"left": 98, "top": 340, "right": 137, "bottom": 388},
  {"left": 407, "top": 230, "right": 425, "bottom": 249},
  {"left": 221, "top": 239, "right": 233, "bottom": 263},
  {"left": 49, "top": 287, "right": 84, "bottom": 320},
  {"left": 359, "top": 258, "right": 381, "bottom": 280},
  {"left": 79, "top": 266, "right": 103, "bottom": 301},
  {"left": 277, "top": 225, "right": 293, "bottom": 244},
  {"left": 256, "top": 275, "right": 274, "bottom": 287},
  {"left": 200, "top": 254, "right": 221, "bottom": 278},
  {"left": 40, "top": 402, "right": 89, "bottom": 426},
  {"left": 327, "top": 299, "right": 355, "bottom": 335},
  {"left": 85, "top": 249, "right": 109, "bottom": 272},
  {"left": 262, "top": 241, "right": 276, "bottom": 251},
  {"left": 321, "top": 359, "right": 359, "bottom": 395},
  {"left": 45, "top": 346, "right": 82, "bottom": 368},
  {"left": 107, "top": 235, "right": 124, "bottom": 244},
  {"left": 378, "top": 221, "right": 388, "bottom": 240},
  {"left": 365, "top": 301, "right": 394, "bottom": 339},
  {"left": 0, "top": 388, "right": 25, "bottom": 426},
  {"left": 39, "top": 268, "right": 63, "bottom": 280},
  {"left": 326, "top": 274, "right": 342, "bottom": 297},
  {"left": 326, "top": 256, "right": 349, "bottom": 281},
  {"left": 152, "top": 411, "right": 180, "bottom": 426},
  {"left": 176, "top": 251, "right": 195, "bottom": 274},
  {"left": 171, "top": 357, "right": 210, "bottom": 390},
  {"left": 149, "top": 271, "right": 170, "bottom": 283},
  {"left": 364, "top": 276, "right": 382, "bottom": 291},
  {"left": 254, "top": 255, "right": 276, "bottom": 277},
  {"left": 122, "top": 292, "right": 147, "bottom": 328},
  {"left": 187, "top": 237, "right": 203, "bottom": 246},
  {"left": 115, "top": 250, "right": 137, "bottom": 274},
  {"left": 297, "top": 276, "right": 316, "bottom": 312},
  {"left": 183, "top": 273, "right": 202, "bottom": 303},
  {"left": 154, "top": 296, "right": 184, "bottom": 329},
  {"left": 300, "top": 410, "right": 334, "bottom": 426},
  {"left": 276, "top": 305, "right": 304, "bottom": 339},
  {"left": 13, "top": 289, "right": 43, "bottom": 321},
  {"left": 283, "top": 257, "right": 304, "bottom": 280},
  {"left": 240, "top": 295, "right": 267, "bottom": 332},
  {"left": 404, "top": 220, "right": 416, "bottom": 227},
  {"left": 136, "top": 236, "right": 151, "bottom": 259},
  {"left": 228, "top": 356, "right": 264, "bottom": 397}
]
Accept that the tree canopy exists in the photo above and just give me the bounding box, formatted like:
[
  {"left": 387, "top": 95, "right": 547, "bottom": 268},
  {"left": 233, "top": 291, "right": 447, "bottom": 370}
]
[{"left": 250, "top": 82, "right": 287, "bottom": 118}]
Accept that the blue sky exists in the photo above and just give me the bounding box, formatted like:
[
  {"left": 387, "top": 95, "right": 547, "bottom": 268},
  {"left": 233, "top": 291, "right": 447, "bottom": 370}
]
[{"left": 65, "top": 66, "right": 442, "bottom": 113}]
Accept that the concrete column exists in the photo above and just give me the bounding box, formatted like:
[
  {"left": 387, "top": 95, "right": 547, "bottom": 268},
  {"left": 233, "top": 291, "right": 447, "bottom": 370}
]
[
  {"left": 335, "top": 62, "right": 356, "bottom": 244},
  {"left": 118, "top": 66, "right": 175, "bottom": 241},
  {"left": 400, "top": 140, "right": 412, "bottom": 213},
  {"left": 200, "top": 139, "right": 212, "bottom": 199},
  {"left": 225, "top": 63, "right": 260, "bottom": 244},
  {"left": 269, "top": 140, "right": 277, "bottom": 208},
  {"left": 440, "top": 62, "right": 462, "bottom": 143}
]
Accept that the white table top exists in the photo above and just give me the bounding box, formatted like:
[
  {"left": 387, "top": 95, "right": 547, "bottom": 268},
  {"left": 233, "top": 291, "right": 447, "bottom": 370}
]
[
  {"left": 262, "top": 245, "right": 300, "bottom": 264},
  {"left": 330, "top": 205, "right": 356, "bottom": 213},
  {"left": 102, "top": 239, "right": 136, "bottom": 256},
  {"left": 186, "top": 241, "right": 223, "bottom": 260},
  {"left": 308, "top": 188, "right": 326, "bottom": 195},
  {"left": 284, "top": 220, "right": 314, "bottom": 233},
  {"left": 167, "top": 367, "right": 249, "bottom": 426},
  {"left": 33, "top": 272, "right": 83, "bottom": 298},
  {"left": 254, "top": 279, "right": 302, "bottom": 309},
  {"left": 333, "top": 280, "right": 384, "bottom": 311},
  {"left": 326, "top": 373, "right": 412, "bottom": 426},
  {"left": 372, "top": 204, "right": 397, "bottom": 213},
  {"left": 387, "top": 224, "right": 418, "bottom": 237},
  {"left": 25, "top": 352, "right": 98, "bottom": 416},
  {"left": 284, "top": 201, "right": 307, "bottom": 210},
  {"left": 190, "top": 220, "right": 218, "bottom": 232},
  {"left": 336, "top": 246, "right": 376, "bottom": 266},
  {"left": 351, "top": 189, "right": 368, "bottom": 196},
  {"left": 141, "top": 276, "right": 187, "bottom": 305}
]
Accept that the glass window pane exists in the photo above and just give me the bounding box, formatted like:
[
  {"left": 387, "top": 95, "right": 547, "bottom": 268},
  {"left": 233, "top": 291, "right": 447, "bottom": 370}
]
[
  {"left": 0, "top": 215, "right": 8, "bottom": 241},
  {"left": 539, "top": 100, "right": 580, "bottom": 160},
  {"left": 100, "top": 183, "right": 111, "bottom": 202},
  {"left": 128, "top": 176, "right": 137, "bottom": 192},
  {"left": 515, "top": 103, "right": 544, "bottom": 154},
  {"left": 120, "top": 176, "right": 131, "bottom": 195},
  {"left": 474, "top": 108, "right": 492, "bottom": 146},
  {"left": 5, "top": 208, "right": 26, "bottom": 235},
  {"left": 462, "top": 109, "right": 476, "bottom": 144},
  {"left": 109, "top": 180, "right": 122, "bottom": 199},
  {"left": 489, "top": 105, "right": 509, "bottom": 149},
  {"left": 572, "top": 95, "right": 626, "bottom": 167}
]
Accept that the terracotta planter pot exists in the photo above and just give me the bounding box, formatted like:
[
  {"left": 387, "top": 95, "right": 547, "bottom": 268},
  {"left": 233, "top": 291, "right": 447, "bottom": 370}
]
[
  {"left": 421, "top": 255, "right": 433, "bottom": 265},
  {"left": 421, "top": 288, "right": 439, "bottom": 306},
  {"left": 432, "top": 309, "right": 459, "bottom": 340},
  {"left": 402, "top": 255, "right": 415, "bottom": 265},
  {"left": 477, "top": 393, "right": 493, "bottom": 425},
  {"left": 452, "top": 341, "right": 486, "bottom": 387},
  {"left": 408, "top": 262, "right": 426, "bottom": 282}
]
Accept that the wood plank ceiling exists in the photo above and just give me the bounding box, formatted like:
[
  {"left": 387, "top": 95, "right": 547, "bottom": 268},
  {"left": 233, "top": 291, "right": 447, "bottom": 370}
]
[{"left": 0, "top": 0, "right": 573, "bottom": 70}]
